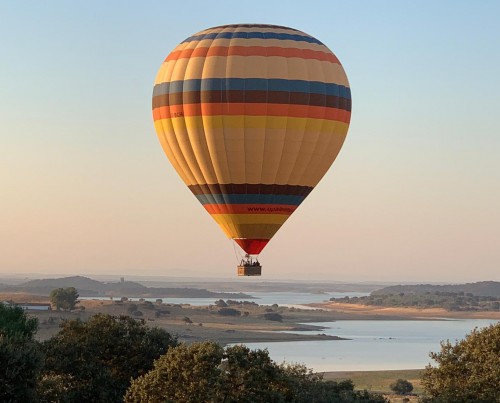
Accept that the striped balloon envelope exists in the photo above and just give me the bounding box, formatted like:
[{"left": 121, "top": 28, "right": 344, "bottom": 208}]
[{"left": 152, "top": 24, "right": 351, "bottom": 270}]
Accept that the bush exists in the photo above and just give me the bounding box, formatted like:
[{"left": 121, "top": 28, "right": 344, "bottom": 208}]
[
  {"left": 127, "top": 304, "right": 138, "bottom": 313},
  {"left": 132, "top": 310, "right": 143, "bottom": 317},
  {"left": 217, "top": 308, "right": 241, "bottom": 316},
  {"left": 390, "top": 379, "right": 413, "bottom": 395},
  {"left": 263, "top": 312, "right": 283, "bottom": 322},
  {"left": 214, "top": 299, "right": 228, "bottom": 307}
]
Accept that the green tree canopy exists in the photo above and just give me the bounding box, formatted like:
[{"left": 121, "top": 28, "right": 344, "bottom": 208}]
[
  {"left": 40, "top": 313, "right": 177, "bottom": 402},
  {"left": 49, "top": 287, "right": 79, "bottom": 310},
  {"left": 125, "top": 341, "right": 387, "bottom": 403},
  {"left": 0, "top": 304, "right": 42, "bottom": 402},
  {"left": 421, "top": 322, "right": 500, "bottom": 403},
  {"left": 0, "top": 303, "right": 38, "bottom": 339},
  {"left": 389, "top": 379, "right": 413, "bottom": 395}
]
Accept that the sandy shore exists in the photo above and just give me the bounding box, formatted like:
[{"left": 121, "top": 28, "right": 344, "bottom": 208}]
[{"left": 308, "top": 302, "right": 500, "bottom": 320}]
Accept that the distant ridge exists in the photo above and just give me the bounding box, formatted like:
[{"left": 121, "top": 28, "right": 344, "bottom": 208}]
[
  {"left": 0, "top": 275, "right": 253, "bottom": 299},
  {"left": 372, "top": 281, "right": 500, "bottom": 297}
]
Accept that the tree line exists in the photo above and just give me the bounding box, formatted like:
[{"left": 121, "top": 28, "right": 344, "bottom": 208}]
[{"left": 330, "top": 291, "right": 500, "bottom": 311}]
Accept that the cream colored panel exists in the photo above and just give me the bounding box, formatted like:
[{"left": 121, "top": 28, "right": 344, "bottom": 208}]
[
  {"left": 323, "top": 61, "right": 350, "bottom": 88},
  {"left": 154, "top": 41, "right": 189, "bottom": 85},
  {"left": 164, "top": 57, "right": 348, "bottom": 84}
]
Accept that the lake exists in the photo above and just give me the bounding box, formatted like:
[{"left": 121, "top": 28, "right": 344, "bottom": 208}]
[
  {"left": 244, "top": 319, "right": 499, "bottom": 371},
  {"left": 81, "top": 291, "right": 498, "bottom": 371}
]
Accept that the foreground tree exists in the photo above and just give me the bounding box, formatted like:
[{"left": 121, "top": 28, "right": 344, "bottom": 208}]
[
  {"left": 0, "top": 303, "right": 38, "bottom": 339},
  {"left": 125, "top": 341, "right": 386, "bottom": 403},
  {"left": 40, "top": 314, "right": 177, "bottom": 402},
  {"left": 421, "top": 322, "right": 500, "bottom": 402},
  {"left": 49, "top": 287, "right": 79, "bottom": 310},
  {"left": 0, "top": 304, "right": 43, "bottom": 402}
]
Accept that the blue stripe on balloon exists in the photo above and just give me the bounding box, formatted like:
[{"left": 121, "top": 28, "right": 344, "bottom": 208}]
[
  {"left": 153, "top": 79, "right": 351, "bottom": 99},
  {"left": 195, "top": 194, "right": 305, "bottom": 205},
  {"left": 182, "top": 31, "right": 323, "bottom": 45}
]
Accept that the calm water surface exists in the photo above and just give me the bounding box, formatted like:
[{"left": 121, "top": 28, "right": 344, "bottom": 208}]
[{"left": 245, "top": 319, "right": 499, "bottom": 371}]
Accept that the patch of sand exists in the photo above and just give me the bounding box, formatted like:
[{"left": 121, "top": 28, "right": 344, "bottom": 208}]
[{"left": 310, "top": 302, "right": 500, "bottom": 319}]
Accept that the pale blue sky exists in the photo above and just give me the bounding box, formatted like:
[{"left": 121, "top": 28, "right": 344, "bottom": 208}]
[{"left": 1, "top": 1, "right": 499, "bottom": 281}]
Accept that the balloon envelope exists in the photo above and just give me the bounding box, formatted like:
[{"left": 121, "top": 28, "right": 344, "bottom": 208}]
[{"left": 152, "top": 24, "right": 351, "bottom": 255}]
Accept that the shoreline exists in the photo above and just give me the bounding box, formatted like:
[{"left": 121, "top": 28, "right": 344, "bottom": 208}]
[{"left": 308, "top": 301, "right": 500, "bottom": 320}]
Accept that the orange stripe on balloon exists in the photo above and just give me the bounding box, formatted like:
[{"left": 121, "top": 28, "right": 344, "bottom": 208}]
[
  {"left": 203, "top": 204, "right": 297, "bottom": 215},
  {"left": 153, "top": 104, "right": 351, "bottom": 123},
  {"left": 165, "top": 46, "right": 340, "bottom": 64}
]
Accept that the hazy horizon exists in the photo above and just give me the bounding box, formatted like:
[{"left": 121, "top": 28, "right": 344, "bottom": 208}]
[{"left": 2, "top": 2, "right": 499, "bottom": 282}]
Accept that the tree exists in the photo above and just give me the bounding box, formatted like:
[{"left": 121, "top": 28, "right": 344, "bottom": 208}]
[
  {"left": 0, "top": 304, "right": 43, "bottom": 402},
  {"left": 125, "top": 341, "right": 387, "bottom": 403},
  {"left": 0, "top": 303, "right": 38, "bottom": 339},
  {"left": 49, "top": 287, "right": 79, "bottom": 310},
  {"left": 40, "top": 314, "right": 177, "bottom": 402},
  {"left": 421, "top": 322, "right": 500, "bottom": 402},
  {"left": 390, "top": 379, "right": 413, "bottom": 395}
]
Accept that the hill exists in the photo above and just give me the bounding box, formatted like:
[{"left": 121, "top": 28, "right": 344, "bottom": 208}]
[{"left": 0, "top": 276, "right": 253, "bottom": 299}]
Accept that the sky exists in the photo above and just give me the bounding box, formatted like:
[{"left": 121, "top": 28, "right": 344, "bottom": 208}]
[{"left": 1, "top": 1, "right": 499, "bottom": 282}]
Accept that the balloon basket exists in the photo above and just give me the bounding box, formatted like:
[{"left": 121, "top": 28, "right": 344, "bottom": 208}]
[{"left": 237, "top": 264, "right": 262, "bottom": 276}]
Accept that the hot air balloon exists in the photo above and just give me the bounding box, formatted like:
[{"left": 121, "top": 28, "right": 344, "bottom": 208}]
[{"left": 152, "top": 24, "right": 351, "bottom": 276}]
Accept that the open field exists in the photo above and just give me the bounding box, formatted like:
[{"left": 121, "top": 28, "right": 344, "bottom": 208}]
[{"left": 324, "top": 369, "right": 423, "bottom": 394}]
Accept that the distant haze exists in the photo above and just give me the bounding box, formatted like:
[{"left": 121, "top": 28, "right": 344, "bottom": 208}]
[{"left": 1, "top": 2, "right": 499, "bottom": 282}]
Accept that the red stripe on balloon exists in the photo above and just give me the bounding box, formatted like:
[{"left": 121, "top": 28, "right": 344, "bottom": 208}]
[
  {"left": 165, "top": 46, "right": 340, "bottom": 64},
  {"left": 153, "top": 104, "right": 351, "bottom": 123}
]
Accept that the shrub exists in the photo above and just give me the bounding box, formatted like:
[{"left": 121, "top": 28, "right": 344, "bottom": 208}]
[
  {"left": 390, "top": 379, "right": 413, "bottom": 395},
  {"left": 217, "top": 308, "right": 241, "bottom": 316},
  {"left": 263, "top": 313, "right": 283, "bottom": 322}
]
